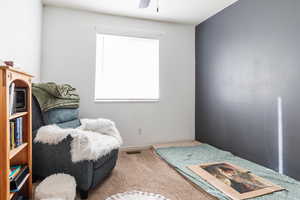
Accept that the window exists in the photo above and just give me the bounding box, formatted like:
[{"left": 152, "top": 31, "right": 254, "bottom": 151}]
[{"left": 95, "top": 34, "right": 159, "bottom": 101}]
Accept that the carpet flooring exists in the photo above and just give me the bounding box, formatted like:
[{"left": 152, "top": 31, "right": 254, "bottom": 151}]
[{"left": 87, "top": 149, "right": 216, "bottom": 200}]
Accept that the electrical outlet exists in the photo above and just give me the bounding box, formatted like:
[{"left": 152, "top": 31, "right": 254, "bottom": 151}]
[{"left": 138, "top": 128, "right": 142, "bottom": 135}]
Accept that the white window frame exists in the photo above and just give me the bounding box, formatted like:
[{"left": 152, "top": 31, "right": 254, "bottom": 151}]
[{"left": 94, "top": 31, "right": 160, "bottom": 103}]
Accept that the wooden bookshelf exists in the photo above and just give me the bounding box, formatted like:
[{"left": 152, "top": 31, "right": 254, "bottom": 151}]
[{"left": 0, "top": 66, "right": 33, "bottom": 200}]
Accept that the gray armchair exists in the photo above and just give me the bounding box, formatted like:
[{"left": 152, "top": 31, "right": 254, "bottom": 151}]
[{"left": 32, "top": 96, "right": 119, "bottom": 199}]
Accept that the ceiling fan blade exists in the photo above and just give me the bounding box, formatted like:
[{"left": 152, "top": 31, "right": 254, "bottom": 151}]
[{"left": 139, "top": 0, "right": 151, "bottom": 8}]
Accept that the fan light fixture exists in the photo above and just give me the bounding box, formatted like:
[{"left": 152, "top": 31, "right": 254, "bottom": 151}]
[
  {"left": 139, "top": 0, "right": 160, "bottom": 13},
  {"left": 139, "top": 0, "right": 151, "bottom": 8}
]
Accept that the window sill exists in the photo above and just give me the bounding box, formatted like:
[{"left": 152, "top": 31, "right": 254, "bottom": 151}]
[{"left": 94, "top": 99, "right": 160, "bottom": 103}]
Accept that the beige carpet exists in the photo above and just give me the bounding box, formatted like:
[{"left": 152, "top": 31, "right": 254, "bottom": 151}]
[{"left": 87, "top": 150, "right": 216, "bottom": 200}]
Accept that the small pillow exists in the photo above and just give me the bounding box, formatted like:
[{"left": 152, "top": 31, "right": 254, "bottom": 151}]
[
  {"left": 57, "top": 119, "right": 81, "bottom": 129},
  {"left": 35, "top": 173, "right": 76, "bottom": 200},
  {"left": 42, "top": 108, "right": 79, "bottom": 125}
]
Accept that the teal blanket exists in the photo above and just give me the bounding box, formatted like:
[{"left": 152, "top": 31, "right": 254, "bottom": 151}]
[{"left": 155, "top": 144, "right": 300, "bottom": 200}]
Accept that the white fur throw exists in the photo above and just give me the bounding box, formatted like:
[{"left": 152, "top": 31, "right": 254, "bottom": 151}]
[
  {"left": 34, "top": 119, "right": 122, "bottom": 162},
  {"left": 35, "top": 173, "right": 76, "bottom": 200}
]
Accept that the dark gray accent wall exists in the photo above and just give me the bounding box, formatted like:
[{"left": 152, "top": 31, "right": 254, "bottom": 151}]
[{"left": 195, "top": 0, "right": 300, "bottom": 180}]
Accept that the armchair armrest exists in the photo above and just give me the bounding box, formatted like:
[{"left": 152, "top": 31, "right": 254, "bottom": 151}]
[{"left": 33, "top": 135, "right": 94, "bottom": 190}]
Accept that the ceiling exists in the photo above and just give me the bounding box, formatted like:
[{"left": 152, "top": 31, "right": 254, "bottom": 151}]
[{"left": 42, "top": 0, "right": 239, "bottom": 25}]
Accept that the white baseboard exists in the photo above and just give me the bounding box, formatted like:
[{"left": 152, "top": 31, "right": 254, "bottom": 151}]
[
  {"left": 120, "top": 145, "right": 152, "bottom": 152},
  {"left": 120, "top": 140, "right": 200, "bottom": 152}
]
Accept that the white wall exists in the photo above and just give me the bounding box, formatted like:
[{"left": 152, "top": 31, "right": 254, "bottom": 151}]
[
  {"left": 0, "top": 0, "right": 42, "bottom": 81},
  {"left": 42, "top": 6, "right": 195, "bottom": 147}
]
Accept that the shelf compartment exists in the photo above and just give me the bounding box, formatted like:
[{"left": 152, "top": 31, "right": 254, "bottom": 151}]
[
  {"left": 9, "top": 173, "right": 30, "bottom": 200},
  {"left": 9, "top": 112, "right": 28, "bottom": 120},
  {"left": 9, "top": 143, "right": 28, "bottom": 159}
]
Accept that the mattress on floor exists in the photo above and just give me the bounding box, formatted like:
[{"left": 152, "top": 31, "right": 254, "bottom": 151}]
[{"left": 155, "top": 144, "right": 300, "bottom": 200}]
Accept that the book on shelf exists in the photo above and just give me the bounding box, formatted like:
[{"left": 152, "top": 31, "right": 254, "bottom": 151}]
[
  {"left": 9, "top": 165, "right": 22, "bottom": 181},
  {"left": 10, "top": 165, "right": 29, "bottom": 192},
  {"left": 9, "top": 83, "right": 16, "bottom": 116},
  {"left": 16, "top": 117, "right": 23, "bottom": 146},
  {"left": 10, "top": 121, "right": 15, "bottom": 149},
  {"left": 10, "top": 117, "right": 23, "bottom": 149}
]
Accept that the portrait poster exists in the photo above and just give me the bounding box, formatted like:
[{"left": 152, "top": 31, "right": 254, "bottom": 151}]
[{"left": 188, "top": 162, "right": 284, "bottom": 200}]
